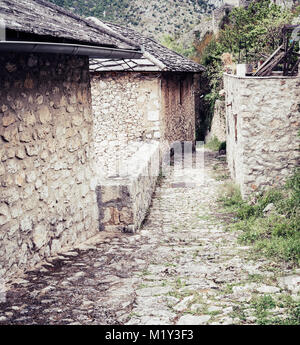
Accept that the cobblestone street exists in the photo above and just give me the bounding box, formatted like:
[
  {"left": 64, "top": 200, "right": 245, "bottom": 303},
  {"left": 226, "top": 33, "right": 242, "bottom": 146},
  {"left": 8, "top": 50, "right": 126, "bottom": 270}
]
[{"left": 0, "top": 148, "right": 299, "bottom": 325}]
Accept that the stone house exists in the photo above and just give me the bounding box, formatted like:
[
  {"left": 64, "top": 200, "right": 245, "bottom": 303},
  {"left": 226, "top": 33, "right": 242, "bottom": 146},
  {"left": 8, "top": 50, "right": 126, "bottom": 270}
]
[
  {"left": 89, "top": 19, "right": 205, "bottom": 178},
  {"left": 88, "top": 19, "right": 205, "bottom": 232},
  {"left": 0, "top": 0, "right": 142, "bottom": 282}
]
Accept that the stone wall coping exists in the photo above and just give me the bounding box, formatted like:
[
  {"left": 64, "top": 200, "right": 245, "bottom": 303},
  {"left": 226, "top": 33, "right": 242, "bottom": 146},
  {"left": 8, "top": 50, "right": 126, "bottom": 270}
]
[
  {"left": 98, "top": 141, "right": 160, "bottom": 185},
  {"left": 99, "top": 177, "right": 130, "bottom": 185},
  {"left": 126, "top": 141, "right": 160, "bottom": 178},
  {"left": 224, "top": 73, "right": 299, "bottom": 80}
]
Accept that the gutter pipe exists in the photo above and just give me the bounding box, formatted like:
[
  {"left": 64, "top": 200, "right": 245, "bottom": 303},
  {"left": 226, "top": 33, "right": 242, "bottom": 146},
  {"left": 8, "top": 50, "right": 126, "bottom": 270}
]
[{"left": 0, "top": 41, "right": 143, "bottom": 59}]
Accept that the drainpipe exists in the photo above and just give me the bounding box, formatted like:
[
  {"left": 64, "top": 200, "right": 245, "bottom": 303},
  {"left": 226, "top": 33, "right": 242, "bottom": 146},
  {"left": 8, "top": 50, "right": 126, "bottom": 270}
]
[{"left": 0, "top": 41, "right": 143, "bottom": 59}]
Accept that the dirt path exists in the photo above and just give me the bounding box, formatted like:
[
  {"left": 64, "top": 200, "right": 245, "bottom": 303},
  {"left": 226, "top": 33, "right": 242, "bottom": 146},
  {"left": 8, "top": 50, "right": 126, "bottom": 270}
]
[{"left": 0, "top": 148, "right": 299, "bottom": 325}]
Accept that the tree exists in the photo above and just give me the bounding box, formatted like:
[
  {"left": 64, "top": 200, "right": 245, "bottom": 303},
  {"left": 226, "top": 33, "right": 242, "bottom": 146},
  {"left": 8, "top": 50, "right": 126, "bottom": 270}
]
[
  {"left": 218, "top": 0, "right": 294, "bottom": 63},
  {"left": 192, "top": 0, "right": 298, "bottom": 139}
]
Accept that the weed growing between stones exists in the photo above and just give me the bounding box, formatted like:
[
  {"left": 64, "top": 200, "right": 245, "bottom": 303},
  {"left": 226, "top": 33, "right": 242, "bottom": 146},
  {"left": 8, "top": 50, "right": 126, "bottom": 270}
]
[
  {"left": 215, "top": 173, "right": 230, "bottom": 181},
  {"left": 204, "top": 136, "right": 222, "bottom": 151},
  {"left": 249, "top": 294, "right": 300, "bottom": 325},
  {"left": 229, "top": 305, "right": 247, "bottom": 323},
  {"left": 218, "top": 168, "right": 300, "bottom": 265},
  {"left": 247, "top": 274, "right": 264, "bottom": 284}
]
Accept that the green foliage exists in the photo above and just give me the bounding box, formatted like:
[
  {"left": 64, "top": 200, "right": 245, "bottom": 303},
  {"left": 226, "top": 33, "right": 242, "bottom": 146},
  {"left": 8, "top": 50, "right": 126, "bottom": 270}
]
[
  {"left": 48, "top": 0, "right": 214, "bottom": 40},
  {"left": 200, "top": 37, "right": 224, "bottom": 99},
  {"left": 193, "top": 0, "right": 297, "bottom": 139},
  {"left": 204, "top": 136, "right": 222, "bottom": 151},
  {"left": 220, "top": 183, "right": 243, "bottom": 209},
  {"left": 218, "top": 141, "right": 226, "bottom": 152},
  {"left": 220, "top": 168, "right": 300, "bottom": 265},
  {"left": 48, "top": 0, "right": 131, "bottom": 21},
  {"left": 251, "top": 295, "right": 276, "bottom": 314},
  {"left": 294, "top": 5, "right": 300, "bottom": 17},
  {"left": 160, "top": 34, "right": 196, "bottom": 58},
  {"left": 205, "top": 137, "right": 226, "bottom": 152},
  {"left": 249, "top": 294, "right": 300, "bottom": 325},
  {"left": 219, "top": 0, "right": 294, "bottom": 63}
]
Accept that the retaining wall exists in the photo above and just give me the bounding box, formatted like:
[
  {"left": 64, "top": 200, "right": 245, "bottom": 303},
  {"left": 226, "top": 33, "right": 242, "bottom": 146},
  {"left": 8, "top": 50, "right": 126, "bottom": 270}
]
[
  {"left": 96, "top": 142, "right": 160, "bottom": 233},
  {"left": 224, "top": 73, "right": 300, "bottom": 198}
]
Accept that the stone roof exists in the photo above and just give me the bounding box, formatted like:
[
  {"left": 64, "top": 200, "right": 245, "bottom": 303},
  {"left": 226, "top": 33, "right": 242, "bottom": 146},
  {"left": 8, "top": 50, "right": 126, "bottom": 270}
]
[
  {"left": 89, "top": 20, "right": 205, "bottom": 73},
  {"left": 0, "top": 0, "right": 139, "bottom": 50}
]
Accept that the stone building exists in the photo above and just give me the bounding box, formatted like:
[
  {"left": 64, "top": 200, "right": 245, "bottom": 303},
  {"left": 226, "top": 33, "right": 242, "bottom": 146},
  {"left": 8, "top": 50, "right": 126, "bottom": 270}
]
[
  {"left": 88, "top": 19, "right": 205, "bottom": 232},
  {"left": 0, "top": 0, "right": 142, "bottom": 282},
  {"left": 89, "top": 19, "right": 205, "bottom": 177}
]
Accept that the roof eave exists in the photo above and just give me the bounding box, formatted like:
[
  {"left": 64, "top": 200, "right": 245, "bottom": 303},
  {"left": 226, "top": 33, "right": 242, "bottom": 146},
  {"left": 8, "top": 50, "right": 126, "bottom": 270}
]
[{"left": 0, "top": 41, "right": 143, "bottom": 59}]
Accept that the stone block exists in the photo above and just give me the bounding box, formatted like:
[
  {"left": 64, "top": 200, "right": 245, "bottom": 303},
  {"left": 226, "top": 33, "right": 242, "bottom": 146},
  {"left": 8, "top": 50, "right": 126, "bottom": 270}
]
[
  {"left": 1, "top": 126, "right": 17, "bottom": 142},
  {"left": 15, "top": 148, "right": 25, "bottom": 159},
  {"left": 100, "top": 185, "right": 121, "bottom": 203},
  {"left": 32, "top": 224, "right": 47, "bottom": 250},
  {"left": 66, "top": 105, "right": 75, "bottom": 113},
  {"left": 97, "top": 142, "right": 160, "bottom": 233},
  {"left": 0, "top": 188, "right": 19, "bottom": 205},
  {"left": 19, "top": 131, "right": 32, "bottom": 143},
  {"left": 67, "top": 137, "right": 80, "bottom": 152},
  {"left": 2, "top": 113, "right": 16, "bottom": 127},
  {"left": 20, "top": 216, "right": 33, "bottom": 233},
  {"left": 72, "top": 115, "right": 83, "bottom": 126},
  {"left": 25, "top": 171, "right": 36, "bottom": 183},
  {"left": 6, "top": 159, "right": 19, "bottom": 174},
  {"left": 147, "top": 110, "right": 159, "bottom": 121},
  {"left": 120, "top": 207, "right": 133, "bottom": 224},
  {"left": 38, "top": 105, "right": 52, "bottom": 124},
  {"left": 25, "top": 144, "right": 39, "bottom": 156},
  {"left": 23, "top": 111, "right": 36, "bottom": 126},
  {"left": 10, "top": 202, "right": 23, "bottom": 218},
  {"left": 0, "top": 203, "right": 10, "bottom": 225}
]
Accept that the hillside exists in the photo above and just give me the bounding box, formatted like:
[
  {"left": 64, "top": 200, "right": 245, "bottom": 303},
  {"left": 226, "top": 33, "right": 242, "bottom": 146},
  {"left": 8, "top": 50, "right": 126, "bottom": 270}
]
[
  {"left": 48, "top": 0, "right": 221, "bottom": 41},
  {"left": 47, "top": 0, "right": 298, "bottom": 56}
]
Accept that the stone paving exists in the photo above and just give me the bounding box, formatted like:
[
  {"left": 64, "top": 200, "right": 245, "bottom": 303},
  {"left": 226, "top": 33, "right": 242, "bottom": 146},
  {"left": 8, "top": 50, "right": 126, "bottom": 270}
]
[{"left": 0, "top": 148, "right": 299, "bottom": 325}]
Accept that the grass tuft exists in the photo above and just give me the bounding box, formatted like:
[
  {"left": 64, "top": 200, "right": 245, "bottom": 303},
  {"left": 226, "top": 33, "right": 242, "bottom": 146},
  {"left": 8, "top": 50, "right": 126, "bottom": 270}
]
[{"left": 219, "top": 169, "right": 300, "bottom": 265}]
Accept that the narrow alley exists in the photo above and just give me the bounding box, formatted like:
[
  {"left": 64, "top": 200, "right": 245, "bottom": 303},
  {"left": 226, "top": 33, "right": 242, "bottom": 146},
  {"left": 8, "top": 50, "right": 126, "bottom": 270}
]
[{"left": 0, "top": 148, "right": 298, "bottom": 325}]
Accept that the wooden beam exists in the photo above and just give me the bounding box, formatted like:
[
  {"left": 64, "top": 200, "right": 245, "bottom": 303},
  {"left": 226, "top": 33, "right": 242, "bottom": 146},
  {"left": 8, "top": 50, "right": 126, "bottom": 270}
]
[
  {"left": 254, "top": 45, "right": 283, "bottom": 76},
  {"left": 290, "top": 57, "right": 300, "bottom": 76}
]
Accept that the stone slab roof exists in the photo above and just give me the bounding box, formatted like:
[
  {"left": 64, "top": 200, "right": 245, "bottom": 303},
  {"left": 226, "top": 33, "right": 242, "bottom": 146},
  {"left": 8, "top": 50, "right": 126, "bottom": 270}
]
[
  {"left": 89, "top": 20, "right": 205, "bottom": 73},
  {"left": 0, "top": 0, "right": 139, "bottom": 50}
]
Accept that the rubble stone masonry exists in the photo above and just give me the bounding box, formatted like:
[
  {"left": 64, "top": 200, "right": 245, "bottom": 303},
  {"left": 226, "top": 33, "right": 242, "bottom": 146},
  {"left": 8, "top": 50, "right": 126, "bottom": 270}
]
[
  {"left": 96, "top": 142, "right": 160, "bottom": 233},
  {"left": 91, "top": 71, "right": 196, "bottom": 179},
  {"left": 91, "top": 72, "right": 162, "bottom": 178},
  {"left": 205, "top": 99, "right": 226, "bottom": 143},
  {"left": 91, "top": 71, "right": 196, "bottom": 233},
  {"left": 224, "top": 73, "right": 300, "bottom": 198},
  {"left": 0, "top": 53, "right": 99, "bottom": 281}
]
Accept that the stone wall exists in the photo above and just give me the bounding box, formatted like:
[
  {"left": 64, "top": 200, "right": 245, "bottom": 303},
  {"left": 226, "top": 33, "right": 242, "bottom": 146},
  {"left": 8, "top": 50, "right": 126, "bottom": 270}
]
[
  {"left": 224, "top": 73, "right": 300, "bottom": 198},
  {"left": 91, "top": 71, "right": 196, "bottom": 180},
  {"left": 91, "top": 72, "right": 162, "bottom": 178},
  {"left": 96, "top": 142, "right": 160, "bottom": 233},
  {"left": 0, "top": 53, "right": 99, "bottom": 282},
  {"left": 91, "top": 71, "right": 197, "bottom": 233},
  {"left": 205, "top": 99, "right": 226, "bottom": 143}
]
